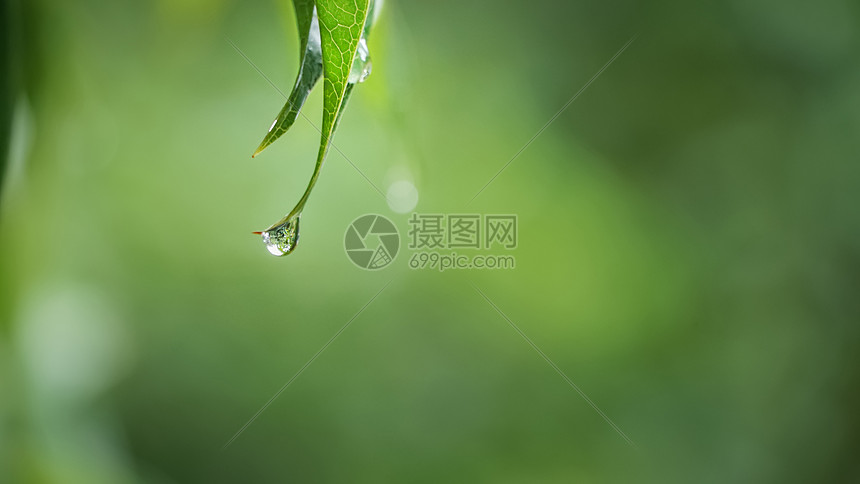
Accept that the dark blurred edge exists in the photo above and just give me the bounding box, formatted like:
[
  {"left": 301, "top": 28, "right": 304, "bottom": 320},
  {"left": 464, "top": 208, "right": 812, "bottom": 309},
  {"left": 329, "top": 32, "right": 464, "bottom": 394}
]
[{"left": 0, "top": 0, "right": 19, "bottom": 202}]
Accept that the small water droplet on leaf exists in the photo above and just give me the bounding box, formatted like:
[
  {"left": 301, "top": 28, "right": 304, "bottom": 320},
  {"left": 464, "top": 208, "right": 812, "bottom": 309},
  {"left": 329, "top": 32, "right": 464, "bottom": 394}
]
[
  {"left": 348, "top": 38, "right": 372, "bottom": 84},
  {"left": 260, "top": 213, "right": 300, "bottom": 256}
]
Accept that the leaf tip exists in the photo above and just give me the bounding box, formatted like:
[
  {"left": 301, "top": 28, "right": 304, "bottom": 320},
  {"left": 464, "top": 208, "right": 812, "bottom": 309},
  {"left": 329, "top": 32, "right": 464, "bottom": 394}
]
[{"left": 252, "top": 144, "right": 265, "bottom": 158}]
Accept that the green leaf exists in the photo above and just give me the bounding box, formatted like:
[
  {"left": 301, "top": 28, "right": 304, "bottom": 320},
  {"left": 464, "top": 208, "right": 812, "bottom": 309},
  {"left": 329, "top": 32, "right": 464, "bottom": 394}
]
[
  {"left": 287, "top": 0, "right": 371, "bottom": 212},
  {"left": 330, "top": 0, "right": 381, "bottom": 133},
  {"left": 252, "top": 0, "right": 322, "bottom": 157},
  {"left": 256, "top": 0, "right": 381, "bottom": 253}
]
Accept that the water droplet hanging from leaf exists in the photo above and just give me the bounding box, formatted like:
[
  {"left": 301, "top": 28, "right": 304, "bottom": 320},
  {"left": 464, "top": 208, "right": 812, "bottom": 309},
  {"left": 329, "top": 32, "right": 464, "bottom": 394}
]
[
  {"left": 252, "top": 0, "right": 382, "bottom": 257},
  {"left": 258, "top": 213, "right": 300, "bottom": 256}
]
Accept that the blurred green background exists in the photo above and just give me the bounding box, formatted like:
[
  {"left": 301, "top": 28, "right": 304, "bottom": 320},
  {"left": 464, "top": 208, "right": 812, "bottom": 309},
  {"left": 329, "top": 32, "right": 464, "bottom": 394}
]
[{"left": 1, "top": 0, "right": 859, "bottom": 482}]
